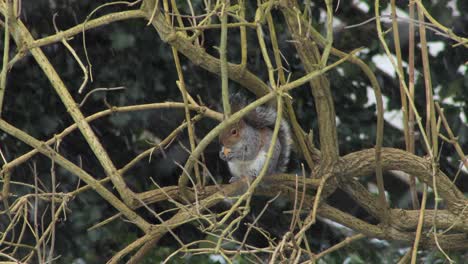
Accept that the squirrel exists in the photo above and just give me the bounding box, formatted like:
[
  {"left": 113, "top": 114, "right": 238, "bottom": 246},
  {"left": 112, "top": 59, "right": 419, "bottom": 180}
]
[{"left": 219, "top": 94, "right": 292, "bottom": 183}]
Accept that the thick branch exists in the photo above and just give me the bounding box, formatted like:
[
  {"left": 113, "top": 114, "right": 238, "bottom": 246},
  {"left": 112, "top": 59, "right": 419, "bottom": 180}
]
[
  {"left": 260, "top": 184, "right": 468, "bottom": 250},
  {"left": 341, "top": 178, "right": 468, "bottom": 233},
  {"left": 141, "top": 0, "right": 270, "bottom": 97},
  {"left": 340, "top": 148, "right": 467, "bottom": 213},
  {"left": 318, "top": 203, "right": 468, "bottom": 250},
  {"left": 280, "top": 0, "right": 339, "bottom": 165}
]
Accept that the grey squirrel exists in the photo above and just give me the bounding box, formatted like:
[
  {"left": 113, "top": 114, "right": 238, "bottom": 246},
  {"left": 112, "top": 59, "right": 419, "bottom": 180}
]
[{"left": 219, "top": 94, "right": 292, "bottom": 182}]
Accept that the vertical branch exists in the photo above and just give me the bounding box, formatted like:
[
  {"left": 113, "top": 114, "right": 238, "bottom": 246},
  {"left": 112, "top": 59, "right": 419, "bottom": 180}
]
[
  {"left": 391, "top": 3, "right": 419, "bottom": 242},
  {"left": 410, "top": 3, "right": 446, "bottom": 262},
  {"left": 373, "top": 88, "right": 387, "bottom": 220},
  {"left": 417, "top": 7, "right": 437, "bottom": 155},
  {"left": 372, "top": 0, "right": 391, "bottom": 222},
  {"left": 47, "top": 141, "right": 58, "bottom": 263},
  {"left": 220, "top": 0, "right": 231, "bottom": 116},
  {"left": 161, "top": 0, "right": 201, "bottom": 196},
  {"left": 286, "top": 6, "right": 385, "bottom": 172},
  {"left": 170, "top": 0, "right": 185, "bottom": 29},
  {"left": 266, "top": 13, "right": 285, "bottom": 85},
  {"left": 391, "top": 0, "right": 409, "bottom": 147},
  {"left": 0, "top": 0, "right": 12, "bottom": 117},
  {"left": 280, "top": 1, "right": 339, "bottom": 165},
  {"left": 32, "top": 164, "right": 43, "bottom": 263},
  {"left": 320, "top": 0, "right": 333, "bottom": 66},
  {"left": 373, "top": 1, "right": 432, "bottom": 152},
  {"left": 266, "top": 12, "right": 315, "bottom": 169},
  {"left": 1, "top": 167, "right": 12, "bottom": 226},
  {"left": 417, "top": 4, "right": 450, "bottom": 262},
  {"left": 407, "top": 0, "right": 420, "bottom": 210},
  {"left": 185, "top": 0, "right": 198, "bottom": 42},
  {"left": 176, "top": 80, "right": 201, "bottom": 188},
  {"left": 374, "top": 4, "right": 446, "bottom": 245},
  {"left": 239, "top": 0, "right": 247, "bottom": 67},
  {"left": 255, "top": 5, "right": 276, "bottom": 88},
  {"left": 373, "top": 0, "right": 453, "bottom": 222},
  {"left": 411, "top": 184, "right": 428, "bottom": 264}
]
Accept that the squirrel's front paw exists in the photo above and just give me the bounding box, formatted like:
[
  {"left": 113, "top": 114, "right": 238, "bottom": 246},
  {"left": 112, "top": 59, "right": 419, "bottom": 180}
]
[
  {"left": 229, "top": 176, "right": 241, "bottom": 183},
  {"left": 219, "top": 147, "right": 232, "bottom": 161},
  {"left": 219, "top": 150, "right": 227, "bottom": 161}
]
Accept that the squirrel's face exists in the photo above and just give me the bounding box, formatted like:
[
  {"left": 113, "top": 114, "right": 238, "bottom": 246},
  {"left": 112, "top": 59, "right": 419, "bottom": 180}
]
[{"left": 219, "top": 120, "right": 245, "bottom": 158}]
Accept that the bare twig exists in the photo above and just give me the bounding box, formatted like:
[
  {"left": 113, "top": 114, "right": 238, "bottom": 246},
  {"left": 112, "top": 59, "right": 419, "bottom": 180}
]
[{"left": 79, "top": 86, "right": 126, "bottom": 107}]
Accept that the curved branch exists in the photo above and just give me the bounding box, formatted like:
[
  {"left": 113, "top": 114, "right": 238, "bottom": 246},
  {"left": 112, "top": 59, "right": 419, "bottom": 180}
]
[
  {"left": 340, "top": 148, "right": 467, "bottom": 212},
  {"left": 141, "top": 0, "right": 270, "bottom": 97},
  {"left": 257, "top": 185, "right": 468, "bottom": 250},
  {"left": 23, "top": 10, "right": 146, "bottom": 51},
  {"left": 318, "top": 203, "right": 468, "bottom": 250},
  {"left": 340, "top": 178, "right": 468, "bottom": 233}
]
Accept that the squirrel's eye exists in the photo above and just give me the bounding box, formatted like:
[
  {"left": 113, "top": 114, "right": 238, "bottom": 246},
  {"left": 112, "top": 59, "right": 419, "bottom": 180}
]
[{"left": 230, "top": 128, "right": 238, "bottom": 135}]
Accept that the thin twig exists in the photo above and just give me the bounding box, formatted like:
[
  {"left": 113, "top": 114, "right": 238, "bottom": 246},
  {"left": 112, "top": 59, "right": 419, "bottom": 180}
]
[
  {"left": 78, "top": 86, "right": 125, "bottom": 107},
  {"left": 0, "top": 0, "right": 12, "bottom": 117}
]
